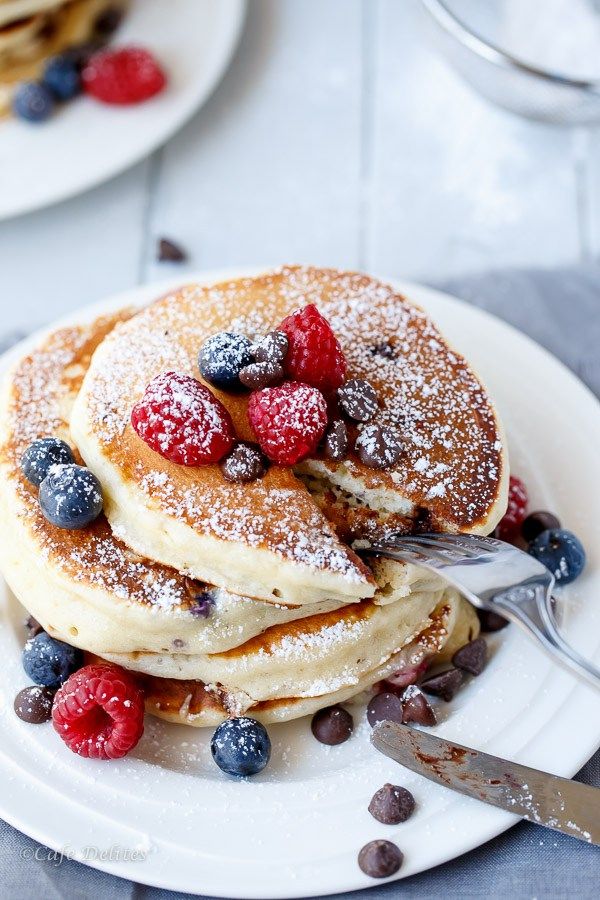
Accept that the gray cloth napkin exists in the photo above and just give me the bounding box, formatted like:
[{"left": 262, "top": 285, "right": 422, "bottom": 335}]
[{"left": 2, "top": 266, "right": 599, "bottom": 899}]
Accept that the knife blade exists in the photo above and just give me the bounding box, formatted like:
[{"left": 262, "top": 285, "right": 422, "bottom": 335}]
[{"left": 371, "top": 721, "right": 600, "bottom": 845}]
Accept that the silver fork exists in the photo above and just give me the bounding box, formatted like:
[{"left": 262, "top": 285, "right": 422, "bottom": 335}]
[{"left": 363, "top": 533, "right": 600, "bottom": 691}]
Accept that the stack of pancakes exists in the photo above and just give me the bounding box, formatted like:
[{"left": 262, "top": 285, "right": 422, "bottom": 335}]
[
  {"left": 0, "top": 267, "right": 508, "bottom": 726},
  {"left": 0, "top": 0, "right": 127, "bottom": 116}
]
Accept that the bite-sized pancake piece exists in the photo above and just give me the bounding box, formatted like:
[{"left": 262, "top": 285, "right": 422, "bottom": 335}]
[{"left": 71, "top": 267, "right": 508, "bottom": 606}]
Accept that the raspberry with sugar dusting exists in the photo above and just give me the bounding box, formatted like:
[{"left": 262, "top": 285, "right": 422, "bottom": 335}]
[
  {"left": 248, "top": 381, "right": 328, "bottom": 465},
  {"left": 52, "top": 663, "right": 144, "bottom": 759},
  {"left": 131, "top": 371, "right": 235, "bottom": 466},
  {"left": 497, "top": 475, "right": 528, "bottom": 541},
  {"left": 83, "top": 46, "right": 166, "bottom": 105},
  {"left": 278, "top": 304, "right": 347, "bottom": 393}
]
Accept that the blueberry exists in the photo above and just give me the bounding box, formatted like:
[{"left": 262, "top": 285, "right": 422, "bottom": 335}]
[
  {"left": 12, "top": 82, "right": 55, "bottom": 122},
  {"left": 21, "top": 438, "right": 75, "bottom": 487},
  {"left": 22, "top": 632, "right": 82, "bottom": 689},
  {"left": 39, "top": 464, "right": 103, "bottom": 529},
  {"left": 43, "top": 55, "right": 81, "bottom": 100},
  {"left": 211, "top": 717, "right": 271, "bottom": 777},
  {"left": 199, "top": 332, "right": 253, "bottom": 390},
  {"left": 528, "top": 528, "right": 586, "bottom": 585}
]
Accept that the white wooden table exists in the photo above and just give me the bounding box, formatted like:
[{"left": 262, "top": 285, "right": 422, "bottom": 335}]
[{"left": 0, "top": 0, "right": 596, "bottom": 336}]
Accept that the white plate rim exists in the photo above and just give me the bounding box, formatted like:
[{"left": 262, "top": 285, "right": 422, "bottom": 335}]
[{"left": 0, "top": 268, "right": 599, "bottom": 898}]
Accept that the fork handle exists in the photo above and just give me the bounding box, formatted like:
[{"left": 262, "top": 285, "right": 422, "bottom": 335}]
[{"left": 493, "top": 589, "right": 600, "bottom": 691}]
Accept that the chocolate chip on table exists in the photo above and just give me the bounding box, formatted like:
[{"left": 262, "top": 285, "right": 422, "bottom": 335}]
[
  {"left": 420, "top": 668, "right": 463, "bottom": 701},
  {"left": 476, "top": 608, "right": 509, "bottom": 633},
  {"left": 25, "top": 615, "right": 44, "bottom": 638},
  {"left": 253, "top": 330, "right": 288, "bottom": 363},
  {"left": 220, "top": 442, "right": 268, "bottom": 483},
  {"left": 358, "top": 840, "right": 403, "bottom": 879},
  {"left": 368, "top": 784, "right": 416, "bottom": 825},
  {"left": 338, "top": 379, "right": 379, "bottom": 422},
  {"left": 238, "top": 360, "right": 284, "bottom": 390},
  {"left": 14, "top": 686, "right": 54, "bottom": 724},
  {"left": 521, "top": 510, "right": 561, "bottom": 543},
  {"left": 355, "top": 424, "right": 404, "bottom": 469},
  {"left": 323, "top": 419, "right": 348, "bottom": 461},
  {"left": 94, "top": 7, "right": 125, "bottom": 36},
  {"left": 367, "top": 691, "right": 404, "bottom": 727},
  {"left": 311, "top": 705, "right": 353, "bottom": 745},
  {"left": 157, "top": 238, "right": 187, "bottom": 262},
  {"left": 452, "top": 637, "right": 487, "bottom": 676},
  {"left": 401, "top": 685, "right": 436, "bottom": 726}
]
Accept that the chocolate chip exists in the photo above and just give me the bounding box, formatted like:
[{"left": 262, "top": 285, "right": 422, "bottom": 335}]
[
  {"left": 367, "top": 691, "right": 404, "bottom": 727},
  {"left": 355, "top": 424, "right": 404, "bottom": 469},
  {"left": 452, "top": 637, "right": 487, "bottom": 676},
  {"left": 25, "top": 615, "right": 43, "bottom": 638},
  {"left": 370, "top": 341, "right": 396, "bottom": 360},
  {"left": 323, "top": 419, "right": 348, "bottom": 461},
  {"left": 401, "top": 685, "right": 436, "bottom": 726},
  {"left": 95, "top": 7, "right": 125, "bottom": 36},
  {"left": 420, "top": 668, "right": 463, "bottom": 701},
  {"left": 368, "top": 784, "right": 415, "bottom": 825},
  {"left": 157, "top": 238, "right": 187, "bottom": 262},
  {"left": 358, "top": 840, "right": 403, "bottom": 879},
  {"left": 220, "top": 442, "right": 268, "bottom": 483},
  {"left": 476, "top": 608, "right": 509, "bottom": 632},
  {"left": 14, "top": 686, "right": 54, "bottom": 724},
  {"left": 238, "top": 360, "right": 284, "bottom": 390},
  {"left": 338, "top": 379, "right": 379, "bottom": 422},
  {"left": 521, "top": 510, "right": 561, "bottom": 543},
  {"left": 253, "top": 331, "right": 288, "bottom": 363},
  {"left": 311, "top": 705, "right": 353, "bottom": 745}
]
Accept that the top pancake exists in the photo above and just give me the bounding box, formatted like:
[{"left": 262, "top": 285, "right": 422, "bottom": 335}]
[{"left": 71, "top": 267, "right": 508, "bottom": 606}]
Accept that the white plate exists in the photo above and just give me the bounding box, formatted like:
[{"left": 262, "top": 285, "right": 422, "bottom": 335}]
[
  {"left": 0, "top": 0, "right": 245, "bottom": 221},
  {"left": 1, "top": 271, "right": 599, "bottom": 898}
]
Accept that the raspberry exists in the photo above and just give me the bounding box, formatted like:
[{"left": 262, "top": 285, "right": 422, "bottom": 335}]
[
  {"left": 83, "top": 47, "right": 166, "bottom": 105},
  {"left": 52, "top": 664, "right": 144, "bottom": 759},
  {"left": 278, "top": 305, "right": 346, "bottom": 393},
  {"left": 131, "top": 371, "right": 235, "bottom": 466},
  {"left": 497, "top": 475, "right": 528, "bottom": 541},
  {"left": 248, "top": 381, "right": 328, "bottom": 465}
]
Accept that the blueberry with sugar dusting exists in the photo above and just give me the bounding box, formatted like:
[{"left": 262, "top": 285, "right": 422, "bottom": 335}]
[
  {"left": 367, "top": 691, "right": 404, "bottom": 727},
  {"left": 211, "top": 716, "right": 271, "bottom": 777},
  {"left": 358, "top": 840, "right": 403, "bottom": 879},
  {"left": 199, "top": 332, "right": 253, "bottom": 391},
  {"left": 401, "top": 685, "right": 436, "bottom": 726},
  {"left": 355, "top": 424, "right": 404, "bottom": 469},
  {"left": 452, "top": 637, "right": 487, "bottom": 676},
  {"left": 311, "top": 705, "right": 353, "bottom": 745},
  {"left": 420, "top": 668, "right": 463, "bottom": 701},
  {"left": 323, "top": 419, "right": 348, "bottom": 461},
  {"left": 220, "top": 441, "right": 268, "bottom": 483},
  {"left": 238, "top": 360, "right": 284, "bottom": 390},
  {"left": 528, "top": 528, "right": 586, "bottom": 585},
  {"left": 43, "top": 54, "right": 81, "bottom": 100},
  {"left": 22, "top": 632, "right": 82, "bottom": 689},
  {"left": 338, "top": 379, "right": 379, "bottom": 422},
  {"left": 12, "top": 82, "right": 55, "bottom": 122},
  {"left": 368, "top": 783, "right": 415, "bottom": 825},
  {"left": 252, "top": 330, "right": 288, "bottom": 364},
  {"left": 39, "top": 464, "right": 103, "bottom": 529},
  {"left": 522, "top": 510, "right": 561, "bottom": 543},
  {"left": 21, "top": 437, "right": 75, "bottom": 487},
  {"left": 14, "top": 685, "right": 55, "bottom": 724}
]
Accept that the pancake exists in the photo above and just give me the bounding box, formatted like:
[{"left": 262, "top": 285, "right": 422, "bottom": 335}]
[
  {"left": 104, "top": 593, "right": 479, "bottom": 726},
  {"left": 0, "top": 312, "right": 445, "bottom": 662},
  {"left": 0, "top": 0, "right": 127, "bottom": 117},
  {"left": 71, "top": 267, "right": 508, "bottom": 607}
]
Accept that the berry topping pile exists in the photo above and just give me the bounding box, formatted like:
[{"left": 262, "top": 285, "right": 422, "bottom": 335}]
[
  {"left": 278, "top": 304, "right": 347, "bottom": 393},
  {"left": 82, "top": 47, "right": 166, "bottom": 105},
  {"left": 52, "top": 663, "right": 145, "bottom": 760},
  {"left": 131, "top": 371, "right": 235, "bottom": 466},
  {"left": 248, "top": 382, "right": 328, "bottom": 465}
]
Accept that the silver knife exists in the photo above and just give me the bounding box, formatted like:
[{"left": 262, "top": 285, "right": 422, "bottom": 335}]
[{"left": 371, "top": 721, "right": 600, "bottom": 845}]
